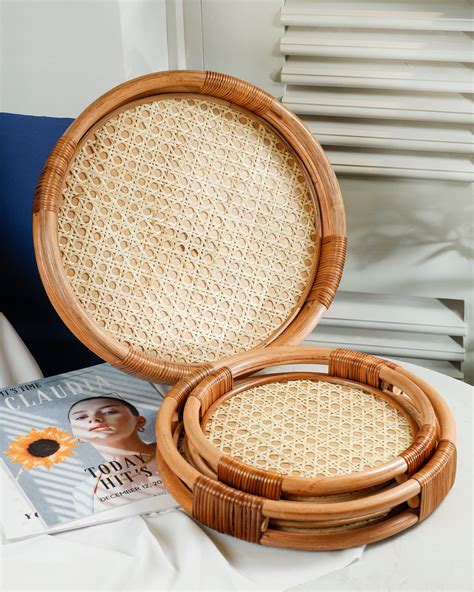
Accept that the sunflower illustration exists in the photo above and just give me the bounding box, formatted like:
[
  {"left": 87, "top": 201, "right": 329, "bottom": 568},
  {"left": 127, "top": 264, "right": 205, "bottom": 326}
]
[{"left": 5, "top": 427, "right": 77, "bottom": 471}]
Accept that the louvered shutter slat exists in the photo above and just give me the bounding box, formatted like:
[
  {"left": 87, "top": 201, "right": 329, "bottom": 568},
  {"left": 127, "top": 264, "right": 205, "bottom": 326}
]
[
  {"left": 282, "top": 57, "right": 473, "bottom": 93},
  {"left": 305, "top": 118, "right": 473, "bottom": 153},
  {"left": 281, "top": 27, "right": 474, "bottom": 62},
  {"left": 281, "top": 0, "right": 474, "bottom": 32},
  {"left": 283, "top": 87, "right": 473, "bottom": 124}
]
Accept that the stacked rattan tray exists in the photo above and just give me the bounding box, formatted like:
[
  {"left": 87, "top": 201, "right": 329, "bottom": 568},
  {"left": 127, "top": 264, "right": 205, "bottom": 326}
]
[
  {"left": 155, "top": 346, "right": 456, "bottom": 549},
  {"left": 33, "top": 70, "right": 456, "bottom": 551}
]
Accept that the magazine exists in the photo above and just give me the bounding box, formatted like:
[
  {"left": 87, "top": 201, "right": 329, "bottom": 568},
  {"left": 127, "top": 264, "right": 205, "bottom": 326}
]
[{"left": 0, "top": 364, "right": 178, "bottom": 540}]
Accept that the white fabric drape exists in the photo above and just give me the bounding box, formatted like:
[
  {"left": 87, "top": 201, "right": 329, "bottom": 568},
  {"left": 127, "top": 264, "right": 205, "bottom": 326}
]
[{"left": 0, "top": 314, "right": 43, "bottom": 388}]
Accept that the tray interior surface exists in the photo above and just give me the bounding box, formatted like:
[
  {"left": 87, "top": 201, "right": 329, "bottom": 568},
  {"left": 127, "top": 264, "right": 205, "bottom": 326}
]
[
  {"left": 56, "top": 95, "right": 320, "bottom": 364},
  {"left": 203, "top": 378, "right": 415, "bottom": 478}
]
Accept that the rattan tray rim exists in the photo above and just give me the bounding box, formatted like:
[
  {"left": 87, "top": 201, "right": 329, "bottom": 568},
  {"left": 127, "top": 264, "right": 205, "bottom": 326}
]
[
  {"left": 166, "top": 346, "right": 441, "bottom": 496},
  {"left": 154, "top": 433, "right": 430, "bottom": 550}
]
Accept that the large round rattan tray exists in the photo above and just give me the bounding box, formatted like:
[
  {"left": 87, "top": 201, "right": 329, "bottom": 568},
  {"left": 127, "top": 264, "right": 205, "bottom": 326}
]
[
  {"left": 33, "top": 70, "right": 346, "bottom": 384},
  {"left": 155, "top": 346, "right": 456, "bottom": 550}
]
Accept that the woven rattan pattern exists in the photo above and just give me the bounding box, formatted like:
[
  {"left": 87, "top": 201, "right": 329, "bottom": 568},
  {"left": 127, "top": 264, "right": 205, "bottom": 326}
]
[
  {"left": 205, "top": 379, "right": 414, "bottom": 478},
  {"left": 57, "top": 97, "right": 319, "bottom": 363}
]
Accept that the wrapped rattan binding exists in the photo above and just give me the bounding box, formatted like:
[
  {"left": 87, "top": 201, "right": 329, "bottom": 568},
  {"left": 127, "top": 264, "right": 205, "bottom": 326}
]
[
  {"left": 415, "top": 440, "right": 457, "bottom": 521},
  {"left": 217, "top": 456, "right": 283, "bottom": 501},
  {"left": 193, "top": 476, "right": 267, "bottom": 543},
  {"left": 33, "top": 70, "right": 346, "bottom": 384}
]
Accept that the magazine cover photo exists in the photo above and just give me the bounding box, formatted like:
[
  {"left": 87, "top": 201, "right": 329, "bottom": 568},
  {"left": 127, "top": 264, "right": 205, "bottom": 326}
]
[{"left": 0, "top": 364, "right": 174, "bottom": 530}]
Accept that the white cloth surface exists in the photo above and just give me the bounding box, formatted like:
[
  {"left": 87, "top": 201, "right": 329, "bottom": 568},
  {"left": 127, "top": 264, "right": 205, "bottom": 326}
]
[
  {"left": 0, "top": 317, "right": 363, "bottom": 591},
  {"left": 1, "top": 510, "right": 363, "bottom": 591}
]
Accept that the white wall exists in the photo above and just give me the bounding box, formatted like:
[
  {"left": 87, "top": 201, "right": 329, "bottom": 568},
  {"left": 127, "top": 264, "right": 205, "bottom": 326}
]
[
  {"left": 200, "top": 0, "right": 285, "bottom": 97},
  {"left": 167, "top": 0, "right": 285, "bottom": 95},
  {"left": 1, "top": 0, "right": 168, "bottom": 118}
]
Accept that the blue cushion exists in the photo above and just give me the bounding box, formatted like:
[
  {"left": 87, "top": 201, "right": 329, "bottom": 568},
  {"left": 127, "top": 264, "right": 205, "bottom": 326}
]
[{"left": 0, "top": 113, "right": 101, "bottom": 377}]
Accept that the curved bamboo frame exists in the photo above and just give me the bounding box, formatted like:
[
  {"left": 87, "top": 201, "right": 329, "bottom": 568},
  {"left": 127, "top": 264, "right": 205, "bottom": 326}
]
[
  {"left": 33, "top": 70, "right": 346, "bottom": 384},
  {"left": 180, "top": 418, "right": 413, "bottom": 527},
  {"left": 184, "top": 371, "right": 422, "bottom": 487},
  {"left": 155, "top": 346, "right": 456, "bottom": 550}
]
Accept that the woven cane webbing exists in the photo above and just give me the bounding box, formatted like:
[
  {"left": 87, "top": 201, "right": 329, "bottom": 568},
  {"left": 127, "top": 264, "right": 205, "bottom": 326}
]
[
  {"left": 204, "top": 379, "right": 414, "bottom": 478},
  {"left": 57, "top": 96, "right": 319, "bottom": 364}
]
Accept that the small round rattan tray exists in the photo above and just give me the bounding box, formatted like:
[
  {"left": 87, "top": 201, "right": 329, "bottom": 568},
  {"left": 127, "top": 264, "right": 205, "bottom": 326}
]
[
  {"left": 33, "top": 70, "right": 346, "bottom": 384},
  {"left": 183, "top": 370, "right": 438, "bottom": 497},
  {"left": 155, "top": 346, "right": 456, "bottom": 550}
]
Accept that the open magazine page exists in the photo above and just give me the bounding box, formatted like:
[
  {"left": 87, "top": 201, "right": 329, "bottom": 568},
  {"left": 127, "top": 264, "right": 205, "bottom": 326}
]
[{"left": 0, "top": 364, "right": 176, "bottom": 538}]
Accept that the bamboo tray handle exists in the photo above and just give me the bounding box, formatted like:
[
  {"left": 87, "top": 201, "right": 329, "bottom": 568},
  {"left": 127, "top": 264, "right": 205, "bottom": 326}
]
[
  {"left": 181, "top": 411, "right": 418, "bottom": 530},
  {"left": 155, "top": 441, "right": 443, "bottom": 551}
]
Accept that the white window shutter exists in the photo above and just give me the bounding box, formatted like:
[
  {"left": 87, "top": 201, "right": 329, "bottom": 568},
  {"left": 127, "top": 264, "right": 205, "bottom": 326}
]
[{"left": 280, "top": 0, "right": 474, "bottom": 181}]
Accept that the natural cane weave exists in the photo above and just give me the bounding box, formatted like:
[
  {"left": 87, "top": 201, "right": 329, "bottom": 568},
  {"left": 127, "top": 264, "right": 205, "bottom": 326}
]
[
  {"left": 57, "top": 96, "right": 319, "bottom": 364},
  {"left": 204, "top": 379, "right": 414, "bottom": 478}
]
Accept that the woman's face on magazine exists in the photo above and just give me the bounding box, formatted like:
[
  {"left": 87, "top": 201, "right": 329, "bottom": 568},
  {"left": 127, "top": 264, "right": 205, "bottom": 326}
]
[{"left": 69, "top": 399, "right": 140, "bottom": 443}]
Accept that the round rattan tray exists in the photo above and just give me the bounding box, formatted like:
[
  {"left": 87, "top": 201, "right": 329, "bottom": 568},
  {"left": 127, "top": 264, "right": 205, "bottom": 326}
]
[
  {"left": 33, "top": 70, "right": 345, "bottom": 384},
  {"left": 182, "top": 369, "right": 438, "bottom": 497},
  {"left": 155, "top": 346, "right": 456, "bottom": 550}
]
